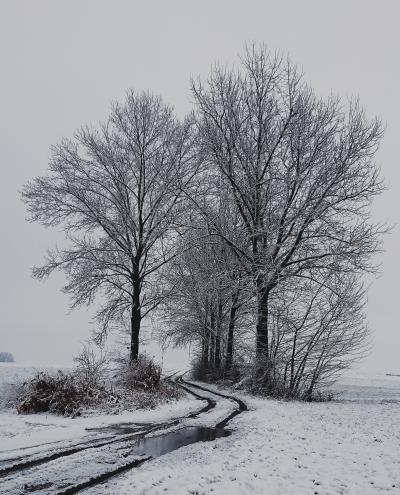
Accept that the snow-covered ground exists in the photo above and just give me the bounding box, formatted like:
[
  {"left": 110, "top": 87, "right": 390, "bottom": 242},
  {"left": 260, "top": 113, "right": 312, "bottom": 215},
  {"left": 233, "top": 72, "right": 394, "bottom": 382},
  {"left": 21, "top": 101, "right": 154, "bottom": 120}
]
[
  {"left": 86, "top": 373, "right": 400, "bottom": 495},
  {"left": 0, "top": 363, "right": 199, "bottom": 457},
  {"left": 1, "top": 364, "right": 399, "bottom": 494}
]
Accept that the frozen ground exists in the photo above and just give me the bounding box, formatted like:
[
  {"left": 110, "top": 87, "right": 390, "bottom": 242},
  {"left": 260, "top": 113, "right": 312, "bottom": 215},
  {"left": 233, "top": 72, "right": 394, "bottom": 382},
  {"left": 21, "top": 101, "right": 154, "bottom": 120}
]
[
  {"left": 0, "top": 363, "right": 199, "bottom": 455},
  {"left": 87, "top": 373, "right": 400, "bottom": 495},
  {"left": 1, "top": 364, "right": 399, "bottom": 494}
]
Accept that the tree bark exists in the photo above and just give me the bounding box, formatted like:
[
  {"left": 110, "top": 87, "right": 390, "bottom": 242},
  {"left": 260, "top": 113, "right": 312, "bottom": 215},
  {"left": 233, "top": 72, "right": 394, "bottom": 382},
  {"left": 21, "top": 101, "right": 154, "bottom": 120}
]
[
  {"left": 256, "top": 285, "right": 270, "bottom": 358},
  {"left": 225, "top": 291, "right": 239, "bottom": 371},
  {"left": 130, "top": 279, "right": 141, "bottom": 362},
  {"left": 209, "top": 334, "right": 215, "bottom": 367},
  {"left": 202, "top": 328, "right": 209, "bottom": 366},
  {"left": 214, "top": 296, "right": 223, "bottom": 369},
  {"left": 215, "top": 333, "right": 221, "bottom": 369},
  {"left": 209, "top": 307, "right": 215, "bottom": 367}
]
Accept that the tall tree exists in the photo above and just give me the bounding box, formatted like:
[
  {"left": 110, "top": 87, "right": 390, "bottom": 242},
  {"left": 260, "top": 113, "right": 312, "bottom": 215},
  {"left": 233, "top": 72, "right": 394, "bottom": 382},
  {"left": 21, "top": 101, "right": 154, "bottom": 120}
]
[
  {"left": 22, "top": 91, "right": 196, "bottom": 361},
  {"left": 192, "top": 44, "right": 384, "bottom": 369},
  {"left": 163, "top": 223, "right": 249, "bottom": 375}
]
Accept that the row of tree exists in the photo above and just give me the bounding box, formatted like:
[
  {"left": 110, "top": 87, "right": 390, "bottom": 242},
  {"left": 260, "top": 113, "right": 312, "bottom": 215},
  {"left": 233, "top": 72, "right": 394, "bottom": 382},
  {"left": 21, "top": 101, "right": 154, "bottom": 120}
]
[
  {"left": 23, "top": 45, "right": 385, "bottom": 396},
  {"left": 0, "top": 352, "right": 14, "bottom": 363}
]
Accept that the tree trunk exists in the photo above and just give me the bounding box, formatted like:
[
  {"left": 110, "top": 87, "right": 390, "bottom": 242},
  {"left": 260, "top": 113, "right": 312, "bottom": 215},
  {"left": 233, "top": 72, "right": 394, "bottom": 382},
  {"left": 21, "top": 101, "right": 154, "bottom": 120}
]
[
  {"left": 225, "top": 291, "right": 239, "bottom": 371},
  {"left": 289, "top": 328, "right": 299, "bottom": 391},
  {"left": 202, "top": 328, "right": 209, "bottom": 366},
  {"left": 256, "top": 285, "right": 270, "bottom": 358},
  {"left": 215, "top": 333, "right": 221, "bottom": 369},
  {"left": 130, "top": 280, "right": 141, "bottom": 362},
  {"left": 209, "top": 333, "right": 215, "bottom": 366},
  {"left": 214, "top": 296, "right": 223, "bottom": 369},
  {"left": 209, "top": 307, "right": 215, "bottom": 367}
]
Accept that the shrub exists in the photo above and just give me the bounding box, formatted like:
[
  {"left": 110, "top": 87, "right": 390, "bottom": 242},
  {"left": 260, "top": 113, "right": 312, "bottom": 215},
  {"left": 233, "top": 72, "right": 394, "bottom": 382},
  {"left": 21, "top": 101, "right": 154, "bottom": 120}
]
[
  {"left": 111, "top": 353, "right": 183, "bottom": 410},
  {"left": 16, "top": 369, "right": 117, "bottom": 416},
  {"left": 73, "top": 344, "right": 109, "bottom": 389},
  {"left": 191, "top": 359, "right": 222, "bottom": 382},
  {"left": 16, "top": 354, "right": 184, "bottom": 417},
  {"left": 116, "top": 354, "right": 161, "bottom": 391},
  {"left": 17, "top": 371, "right": 83, "bottom": 416},
  {"left": 238, "top": 359, "right": 337, "bottom": 402},
  {"left": 191, "top": 358, "right": 241, "bottom": 384}
]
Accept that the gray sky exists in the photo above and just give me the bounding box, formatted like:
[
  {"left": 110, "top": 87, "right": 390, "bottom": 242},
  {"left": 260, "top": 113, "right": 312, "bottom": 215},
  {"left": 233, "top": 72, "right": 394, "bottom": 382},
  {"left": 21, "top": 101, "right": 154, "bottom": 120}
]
[{"left": 0, "top": 0, "right": 398, "bottom": 372}]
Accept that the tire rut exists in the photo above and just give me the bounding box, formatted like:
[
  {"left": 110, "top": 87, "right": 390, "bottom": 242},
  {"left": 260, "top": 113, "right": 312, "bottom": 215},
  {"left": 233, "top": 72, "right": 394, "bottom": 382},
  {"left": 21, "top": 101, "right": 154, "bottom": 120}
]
[
  {"left": 0, "top": 379, "right": 212, "bottom": 479},
  {"left": 179, "top": 378, "right": 247, "bottom": 428},
  {"left": 0, "top": 376, "right": 246, "bottom": 495}
]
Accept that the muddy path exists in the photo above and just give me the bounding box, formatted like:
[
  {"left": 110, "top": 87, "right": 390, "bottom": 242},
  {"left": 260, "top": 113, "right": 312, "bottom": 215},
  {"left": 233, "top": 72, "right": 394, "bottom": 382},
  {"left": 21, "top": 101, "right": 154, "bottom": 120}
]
[
  {"left": 178, "top": 378, "right": 247, "bottom": 427},
  {"left": 0, "top": 377, "right": 246, "bottom": 495},
  {"left": 0, "top": 380, "right": 213, "bottom": 478}
]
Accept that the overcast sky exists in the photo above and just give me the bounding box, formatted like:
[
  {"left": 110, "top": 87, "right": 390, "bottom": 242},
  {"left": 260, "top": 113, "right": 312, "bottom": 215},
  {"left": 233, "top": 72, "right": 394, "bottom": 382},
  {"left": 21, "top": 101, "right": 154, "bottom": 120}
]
[{"left": 0, "top": 0, "right": 398, "bottom": 372}]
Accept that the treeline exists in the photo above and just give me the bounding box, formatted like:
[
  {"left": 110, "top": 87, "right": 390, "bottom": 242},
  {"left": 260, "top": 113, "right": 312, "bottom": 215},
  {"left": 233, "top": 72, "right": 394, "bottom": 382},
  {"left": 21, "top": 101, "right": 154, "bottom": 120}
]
[
  {"left": 0, "top": 352, "right": 14, "bottom": 362},
  {"left": 23, "top": 45, "right": 385, "bottom": 398}
]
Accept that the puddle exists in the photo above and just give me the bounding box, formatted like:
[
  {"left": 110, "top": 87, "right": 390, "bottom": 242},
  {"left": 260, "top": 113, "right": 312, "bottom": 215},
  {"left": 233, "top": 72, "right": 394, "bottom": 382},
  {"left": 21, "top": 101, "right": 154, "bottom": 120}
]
[{"left": 127, "top": 426, "right": 231, "bottom": 458}]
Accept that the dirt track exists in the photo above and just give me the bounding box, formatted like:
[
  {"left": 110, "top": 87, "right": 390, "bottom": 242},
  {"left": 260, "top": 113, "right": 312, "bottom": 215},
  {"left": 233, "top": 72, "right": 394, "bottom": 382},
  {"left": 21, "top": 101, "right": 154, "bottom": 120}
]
[{"left": 0, "top": 377, "right": 246, "bottom": 495}]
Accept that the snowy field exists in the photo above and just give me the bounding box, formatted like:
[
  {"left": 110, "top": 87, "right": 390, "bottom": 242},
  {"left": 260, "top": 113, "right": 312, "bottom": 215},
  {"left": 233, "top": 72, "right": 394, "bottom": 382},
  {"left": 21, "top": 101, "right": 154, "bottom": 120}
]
[
  {"left": 87, "top": 373, "right": 400, "bottom": 495},
  {"left": 1, "top": 364, "right": 399, "bottom": 494},
  {"left": 0, "top": 363, "right": 199, "bottom": 454}
]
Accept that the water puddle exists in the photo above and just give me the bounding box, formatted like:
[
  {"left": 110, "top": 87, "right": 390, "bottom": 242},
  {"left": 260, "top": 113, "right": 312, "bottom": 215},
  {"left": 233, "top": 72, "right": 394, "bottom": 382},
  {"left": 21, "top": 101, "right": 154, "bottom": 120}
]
[{"left": 126, "top": 426, "right": 231, "bottom": 458}]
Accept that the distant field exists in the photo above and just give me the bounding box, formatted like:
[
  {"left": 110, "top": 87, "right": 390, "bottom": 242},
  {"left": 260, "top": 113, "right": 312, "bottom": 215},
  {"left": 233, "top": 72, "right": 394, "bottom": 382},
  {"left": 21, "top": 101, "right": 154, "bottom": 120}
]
[
  {"left": 333, "top": 371, "right": 400, "bottom": 403},
  {"left": 0, "top": 362, "right": 67, "bottom": 385}
]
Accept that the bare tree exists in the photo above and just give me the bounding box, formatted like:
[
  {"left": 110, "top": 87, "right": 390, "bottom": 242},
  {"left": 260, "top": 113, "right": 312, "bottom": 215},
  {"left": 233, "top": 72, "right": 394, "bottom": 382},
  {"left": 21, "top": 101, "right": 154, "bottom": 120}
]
[
  {"left": 259, "top": 271, "right": 370, "bottom": 397},
  {"left": 162, "top": 217, "right": 251, "bottom": 378},
  {"left": 0, "top": 352, "right": 14, "bottom": 363},
  {"left": 22, "top": 91, "right": 197, "bottom": 361},
  {"left": 192, "top": 44, "right": 385, "bottom": 377},
  {"left": 21, "top": 46, "right": 386, "bottom": 395}
]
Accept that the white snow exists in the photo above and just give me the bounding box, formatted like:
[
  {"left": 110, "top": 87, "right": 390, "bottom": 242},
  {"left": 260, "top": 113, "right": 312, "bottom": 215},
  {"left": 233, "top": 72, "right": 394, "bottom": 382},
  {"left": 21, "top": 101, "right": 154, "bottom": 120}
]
[
  {"left": 0, "top": 363, "right": 200, "bottom": 459},
  {"left": 2, "top": 364, "right": 400, "bottom": 494},
  {"left": 85, "top": 373, "right": 400, "bottom": 495}
]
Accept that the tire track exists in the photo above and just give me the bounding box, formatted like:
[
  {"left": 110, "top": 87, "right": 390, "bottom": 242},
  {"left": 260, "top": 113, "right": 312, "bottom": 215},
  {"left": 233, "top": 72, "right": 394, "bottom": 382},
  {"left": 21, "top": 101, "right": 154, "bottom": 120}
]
[
  {"left": 0, "top": 377, "right": 246, "bottom": 495},
  {"left": 0, "top": 378, "right": 212, "bottom": 479},
  {"left": 0, "top": 424, "right": 161, "bottom": 479},
  {"left": 179, "top": 378, "right": 247, "bottom": 428}
]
